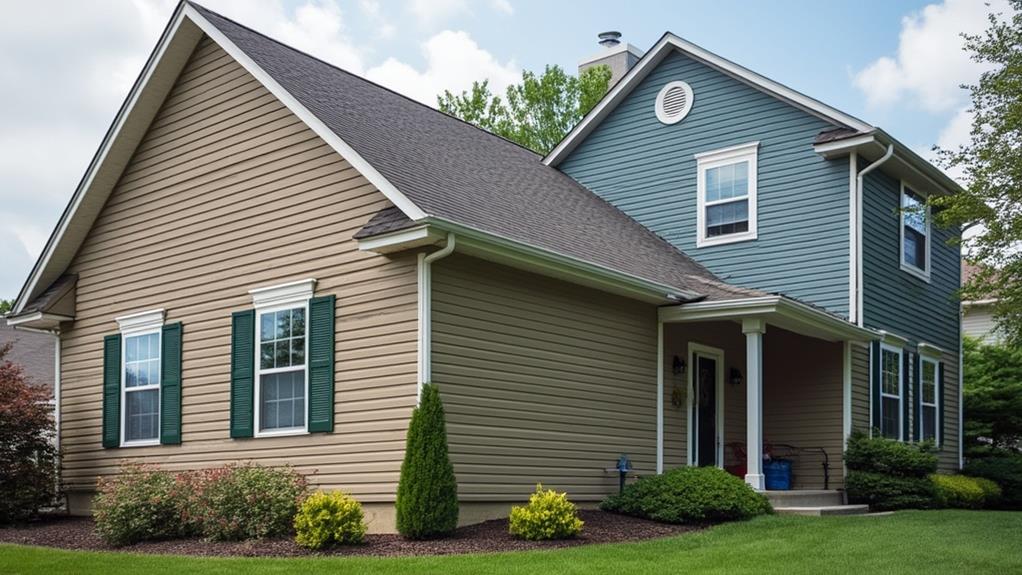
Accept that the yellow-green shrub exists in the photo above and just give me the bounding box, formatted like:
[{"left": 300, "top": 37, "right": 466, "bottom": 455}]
[
  {"left": 294, "top": 491, "right": 367, "bottom": 549},
  {"left": 930, "top": 474, "right": 1001, "bottom": 509},
  {"left": 974, "top": 477, "right": 1003, "bottom": 507},
  {"left": 509, "top": 484, "right": 583, "bottom": 541}
]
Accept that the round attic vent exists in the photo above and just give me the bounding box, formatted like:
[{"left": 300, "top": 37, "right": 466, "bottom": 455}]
[{"left": 655, "top": 81, "right": 694, "bottom": 125}]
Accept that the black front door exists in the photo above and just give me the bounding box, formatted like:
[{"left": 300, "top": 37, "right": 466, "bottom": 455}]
[{"left": 695, "top": 354, "right": 717, "bottom": 467}]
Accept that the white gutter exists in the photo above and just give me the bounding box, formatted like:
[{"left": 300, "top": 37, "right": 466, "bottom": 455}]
[
  {"left": 853, "top": 144, "right": 894, "bottom": 327},
  {"left": 417, "top": 233, "right": 456, "bottom": 403}
]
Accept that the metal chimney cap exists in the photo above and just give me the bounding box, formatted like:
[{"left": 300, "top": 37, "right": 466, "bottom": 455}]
[{"left": 598, "top": 31, "right": 622, "bottom": 47}]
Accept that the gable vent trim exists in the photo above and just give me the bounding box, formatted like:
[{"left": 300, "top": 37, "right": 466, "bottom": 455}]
[{"left": 655, "top": 81, "right": 694, "bottom": 125}]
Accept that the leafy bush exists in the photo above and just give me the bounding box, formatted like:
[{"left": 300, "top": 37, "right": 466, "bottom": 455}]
[
  {"left": 844, "top": 431, "right": 939, "bottom": 477},
  {"left": 845, "top": 471, "right": 935, "bottom": 511},
  {"left": 601, "top": 466, "right": 771, "bottom": 524},
  {"left": 93, "top": 464, "right": 186, "bottom": 546},
  {"left": 0, "top": 344, "right": 58, "bottom": 523},
  {"left": 395, "top": 383, "right": 458, "bottom": 539},
  {"left": 294, "top": 491, "right": 367, "bottom": 549},
  {"left": 963, "top": 455, "right": 1022, "bottom": 509},
  {"left": 185, "top": 464, "right": 308, "bottom": 541},
  {"left": 930, "top": 474, "right": 999, "bottom": 509},
  {"left": 509, "top": 484, "right": 584, "bottom": 540}
]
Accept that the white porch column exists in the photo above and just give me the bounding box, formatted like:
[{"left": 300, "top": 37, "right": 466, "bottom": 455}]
[{"left": 742, "top": 318, "right": 766, "bottom": 490}]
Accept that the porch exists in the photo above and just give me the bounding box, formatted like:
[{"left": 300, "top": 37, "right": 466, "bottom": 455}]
[{"left": 658, "top": 297, "right": 873, "bottom": 491}]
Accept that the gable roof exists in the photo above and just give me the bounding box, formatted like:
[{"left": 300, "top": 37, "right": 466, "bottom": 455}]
[{"left": 15, "top": 1, "right": 766, "bottom": 313}]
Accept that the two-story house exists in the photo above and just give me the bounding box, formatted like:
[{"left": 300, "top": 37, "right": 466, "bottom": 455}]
[{"left": 5, "top": 2, "right": 961, "bottom": 531}]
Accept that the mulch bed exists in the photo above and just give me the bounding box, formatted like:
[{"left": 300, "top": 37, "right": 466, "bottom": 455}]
[{"left": 0, "top": 510, "right": 702, "bottom": 557}]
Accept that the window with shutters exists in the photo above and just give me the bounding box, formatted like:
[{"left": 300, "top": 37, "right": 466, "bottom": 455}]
[
  {"left": 115, "top": 309, "right": 165, "bottom": 447},
  {"left": 920, "top": 357, "right": 939, "bottom": 443},
  {"left": 248, "top": 279, "right": 316, "bottom": 437},
  {"left": 900, "top": 183, "right": 931, "bottom": 281},
  {"left": 879, "top": 344, "right": 903, "bottom": 440},
  {"left": 695, "top": 142, "right": 759, "bottom": 247}
]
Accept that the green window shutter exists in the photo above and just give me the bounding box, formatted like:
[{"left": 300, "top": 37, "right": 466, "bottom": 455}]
[
  {"left": 903, "top": 351, "right": 912, "bottom": 441},
  {"left": 870, "top": 340, "right": 881, "bottom": 433},
  {"left": 938, "top": 361, "right": 946, "bottom": 447},
  {"left": 913, "top": 354, "right": 922, "bottom": 442},
  {"left": 307, "top": 295, "right": 336, "bottom": 433},
  {"left": 102, "top": 334, "right": 121, "bottom": 448},
  {"left": 160, "top": 322, "right": 183, "bottom": 445},
  {"left": 230, "top": 310, "right": 255, "bottom": 438}
]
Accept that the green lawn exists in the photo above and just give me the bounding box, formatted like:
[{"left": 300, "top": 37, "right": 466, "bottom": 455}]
[{"left": 1, "top": 511, "right": 1019, "bottom": 574}]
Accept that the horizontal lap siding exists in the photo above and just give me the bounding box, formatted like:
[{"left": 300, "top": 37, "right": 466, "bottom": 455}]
[
  {"left": 850, "top": 344, "right": 871, "bottom": 434},
  {"left": 560, "top": 50, "right": 851, "bottom": 317},
  {"left": 431, "top": 254, "right": 657, "bottom": 501},
  {"left": 59, "top": 38, "right": 417, "bottom": 501}
]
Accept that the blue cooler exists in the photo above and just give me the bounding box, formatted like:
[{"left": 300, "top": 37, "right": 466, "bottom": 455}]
[{"left": 763, "top": 459, "right": 792, "bottom": 490}]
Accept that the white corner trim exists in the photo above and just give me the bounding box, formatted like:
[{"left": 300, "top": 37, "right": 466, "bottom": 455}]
[
  {"left": 544, "top": 33, "right": 873, "bottom": 166},
  {"left": 249, "top": 279, "right": 316, "bottom": 308},
  {"left": 848, "top": 152, "right": 858, "bottom": 325},
  {"left": 183, "top": 4, "right": 428, "bottom": 225},
  {"left": 656, "top": 320, "right": 664, "bottom": 474},
  {"left": 842, "top": 341, "right": 852, "bottom": 443},
  {"left": 115, "top": 308, "right": 165, "bottom": 334},
  {"left": 655, "top": 80, "right": 694, "bottom": 125},
  {"left": 695, "top": 142, "right": 759, "bottom": 248},
  {"left": 918, "top": 342, "right": 945, "bottom": 358}
]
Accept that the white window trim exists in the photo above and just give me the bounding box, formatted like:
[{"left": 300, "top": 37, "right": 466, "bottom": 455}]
[
  {"left": 695, "top": 142, "right": 759, "bottom": 247},
  {"left": 879, "top": 343, "right": 904, "bottom": 441},
  {"left": 118, "top": 311, "right": 164, "bottom": 448},
  {"left": 899, "top": 181, "right": 931, "bottom": 282},
  {"left": 920, "top": 356, "right": 940, "bottom": 444},
  {"left": 250, "top": 280, "right": 316, "bottom": 438}
]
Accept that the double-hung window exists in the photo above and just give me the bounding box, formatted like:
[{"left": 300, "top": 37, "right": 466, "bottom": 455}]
[
  {"left": 115, "top": 309, "right": 166, "bottom": 447},
  {"left": 879, "top": 345, "right": 903, "bottom": 440},
  {"left": 695, "top": 142, "right": 758, "bottom": 247},
  {"left": 901, "top": 184, "right": 930, "bottom": 280},
  {"left": 919, "top": 357, "right": 939, "bottom": 442}
]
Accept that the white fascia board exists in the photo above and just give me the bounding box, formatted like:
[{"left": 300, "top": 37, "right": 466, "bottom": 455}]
[
  {"left": 426, "top": 217, "right": 701, "bottom": 303},
  {"left": 183, "top": 5, "right": 427, "bottom": 222},
  {"left": 356, "top": 226, "right": 442, "bottom": 253},
  {"left": 5, "top": 312, "right": 74, "bottom": 328},
  {"left": 545, "top": 33, "right": 874, "bottom": 166},
  {"left": 13, "top": 3, "right": 199, "bottom": 315},
  {"left": 813, "top": 134, "right": 878, "bottom": 157}
]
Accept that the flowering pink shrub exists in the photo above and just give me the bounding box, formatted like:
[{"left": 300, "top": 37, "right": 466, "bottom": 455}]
[{"left": 93, "top": 463, "right": 186, "bottom": 545}]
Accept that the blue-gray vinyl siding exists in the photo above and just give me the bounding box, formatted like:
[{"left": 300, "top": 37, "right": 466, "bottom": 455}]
[
  {"left": 560, "top": 49, "right": 852, "bottom": 316},
  {"left": 861, "top": 167, "right": 960, "bottom": 352}
]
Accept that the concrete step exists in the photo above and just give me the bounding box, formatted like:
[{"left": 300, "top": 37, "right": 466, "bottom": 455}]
[
  {"left": 763, "top": 489, "right": 843, "bottom": 508},
  {"left": 774, "top": 505, "right": 871, "bottom": 516}
]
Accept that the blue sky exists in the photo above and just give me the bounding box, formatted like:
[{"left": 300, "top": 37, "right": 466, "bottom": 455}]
[{"left": 0, "top": 0, "right": 1003, "bottom": 300}]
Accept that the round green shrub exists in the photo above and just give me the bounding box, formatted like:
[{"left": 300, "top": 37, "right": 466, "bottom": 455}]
[
  {"left": 186, "top": 463, "right": 308, "bottom": 541},
  {"left": 294, "top": 491, "right": 367, "bottom": 549},
  {"left": 601, "top": 467, "right": 771, "bottom": 524},
  {"left": 509, "top": 484, "right": 584, "bottom": 541},
  {"left": 93, "top": 464, "right": 185, "bottom": 546},
  {"left": 930, "top": 474, "right": 990, "bottom": 509},
  {"left": 844, "top": 431, "right": 938, "bottom": 477},
  {"left": 846, "top": 470, "right": 935, "bottom": 511},
  {"left": 963, "top": 455, "right": 1022, "bottom": 509},
  {"left": 395, "top": 384, "right": 459, "bottom": 539},
  {"left": 973, "top": 477, "right": 1003, "bottom": 507}
]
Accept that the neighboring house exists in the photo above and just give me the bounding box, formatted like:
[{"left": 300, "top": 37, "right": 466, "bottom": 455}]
[
  {"left": 961, "top": 261, "right": 1001, "bottom": 344},
  {"left": 5, "top": 2, "right": 962, "bottom": 531},
  {"left": 0, "top": 323, "right": 56, "bottom": 393}
]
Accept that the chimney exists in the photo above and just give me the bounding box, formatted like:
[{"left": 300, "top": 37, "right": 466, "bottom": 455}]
[{"left": 579, "top": 31, "right": 644, "bottom": 86}]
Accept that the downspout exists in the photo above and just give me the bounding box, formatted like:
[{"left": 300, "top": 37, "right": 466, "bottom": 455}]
[
  {"left": 417, "top": 233, "right": 456, "bottom": 404},
  {"left": 854, "top": 143, "right": 895, "bottom": 327}
]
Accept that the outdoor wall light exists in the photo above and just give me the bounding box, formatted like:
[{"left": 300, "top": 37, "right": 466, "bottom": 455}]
[
  {"left": 730, "top": 367, "right": 743, "bottom": 386},
  {"left": 672, "top": 355, "right": 686, "bottom": 375}
]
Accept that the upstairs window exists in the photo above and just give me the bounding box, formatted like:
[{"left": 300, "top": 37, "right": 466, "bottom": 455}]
[
  {"left": 696, "top": 142, "right": 758, "bottom": 247},
  {"left": 880, "top": 345, "right": 903, "bottom": 440},
  {"left": 901, "top": 184, "right": 930, "bottom": 280},
  {"left": 920, "top": 357, "right": 939, "bottom": 443}
]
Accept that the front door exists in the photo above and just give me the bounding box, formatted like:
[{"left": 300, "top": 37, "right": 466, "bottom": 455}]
[{"left": 694, "top": 354, "right": 718, "bottom": 467}]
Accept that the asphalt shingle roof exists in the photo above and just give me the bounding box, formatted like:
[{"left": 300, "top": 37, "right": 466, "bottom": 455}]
[{"left": 192, "top": 3, "right": 768, "bottom": 302}]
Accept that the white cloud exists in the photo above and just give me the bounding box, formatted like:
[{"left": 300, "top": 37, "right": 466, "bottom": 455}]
[
  {"left": 407, "top": 0, "right": 469, "bottom": 26},
  {"left": 491, "top": 0, "right": 514, "bottom": 15},
  {"left": 854, "top": 0, "right": 1004, "bottom": 112},
  {"left": 366, "top": 30, "right": 519, "bottom": 106}
]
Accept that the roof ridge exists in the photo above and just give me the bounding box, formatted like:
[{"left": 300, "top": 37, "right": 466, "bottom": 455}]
[{"left": 187, "top": 1, "right": 543, "bottom": 158}]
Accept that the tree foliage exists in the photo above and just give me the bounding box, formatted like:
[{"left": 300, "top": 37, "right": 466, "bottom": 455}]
[
  {"left": 962, "top": 336, "right": 1022, "bottom": 454},
  {"left": 395, "top": 383, "right": 458, "bottom": 539},
  {"left": 934, "top": 1, "right": 1022, "bottom": 345},
  {"left": 0, "top": 300, "right": 12, "bottom": 315},
  {"left": 0, "top": 343, "right": 58, "bottom": 523},
  {"left": 438, "top": 64, "right": 612, "bottom": 154}
]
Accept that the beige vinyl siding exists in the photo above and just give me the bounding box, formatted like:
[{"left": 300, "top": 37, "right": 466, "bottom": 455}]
[
  {"left": 850, "top": 343, "right": 871, "bottom": 435},
  {"left": 59, "top": 37, "right": 417, "bottom": 501},
  {"left": 431, "top": 254, "right": 658, "bottom": 502},
  {"left": 938, "top": 350, "right": 961, "bottom": 472},
  {"left": 962, "top": 304, "right": 1000, "bottom": 344}
]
